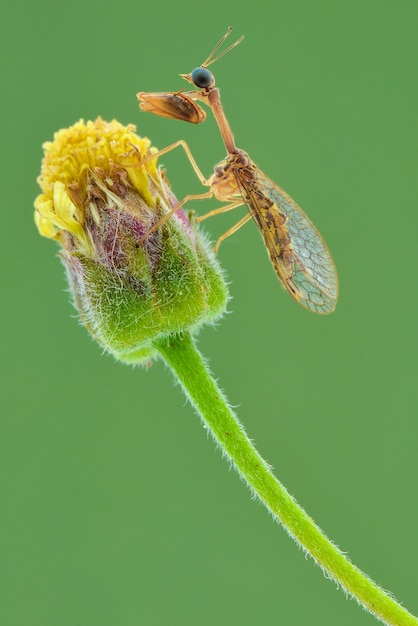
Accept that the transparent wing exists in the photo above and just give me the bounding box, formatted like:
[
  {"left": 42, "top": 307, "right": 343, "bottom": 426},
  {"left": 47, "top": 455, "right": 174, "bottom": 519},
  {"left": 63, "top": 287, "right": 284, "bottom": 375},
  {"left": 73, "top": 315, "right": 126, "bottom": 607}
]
[{"left": 234, "top": 167, "right": 338, "bottom": 314}]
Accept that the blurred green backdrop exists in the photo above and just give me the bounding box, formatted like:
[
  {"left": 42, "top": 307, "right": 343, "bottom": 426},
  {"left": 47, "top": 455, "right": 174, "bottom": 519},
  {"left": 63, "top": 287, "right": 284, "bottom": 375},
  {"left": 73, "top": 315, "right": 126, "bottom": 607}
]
[{"left": 1, "top": 0, "right": 417, "bottom": 624}]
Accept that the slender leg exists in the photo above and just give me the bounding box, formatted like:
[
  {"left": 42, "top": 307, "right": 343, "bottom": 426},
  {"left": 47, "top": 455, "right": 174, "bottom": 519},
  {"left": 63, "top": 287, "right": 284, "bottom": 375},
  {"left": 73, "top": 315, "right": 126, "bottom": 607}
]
[
  {"left": 137, "top": 140, "right": 210, "bottom": 186},
  {"left": 139, "top": 191, "right": 213, "bottom": 244},
  {"left": 130, "top": 138, "right": 213, "bottom": 242},
  {"left": 196, "top": 200, "right": 243, "bottom": 222},
  {"left": 213, "top": 213, "right": 253, "bottom": 253},
  {"left": 132, "top": 140, "right": 249, "bottom": 247}
]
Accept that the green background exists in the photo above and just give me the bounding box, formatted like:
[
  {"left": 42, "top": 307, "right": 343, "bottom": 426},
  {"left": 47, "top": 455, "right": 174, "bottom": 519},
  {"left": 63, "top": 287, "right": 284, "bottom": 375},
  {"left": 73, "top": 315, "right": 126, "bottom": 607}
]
[{"left": 1, "top": 0, "right": 417, "bottom": 624}]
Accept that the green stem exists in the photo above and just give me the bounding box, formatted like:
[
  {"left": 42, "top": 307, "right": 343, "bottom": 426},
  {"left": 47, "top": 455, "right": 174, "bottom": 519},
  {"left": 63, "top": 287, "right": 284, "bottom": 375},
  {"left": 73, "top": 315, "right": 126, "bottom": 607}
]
[{"left": 153, "top": 331, "right": 417, "bottom": 626}]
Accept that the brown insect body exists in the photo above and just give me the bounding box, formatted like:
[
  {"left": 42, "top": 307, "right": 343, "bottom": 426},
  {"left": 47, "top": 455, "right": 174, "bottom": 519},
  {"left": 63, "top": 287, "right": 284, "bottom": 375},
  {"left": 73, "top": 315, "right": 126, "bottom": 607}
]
[{"left": 136, "top": 28, "right": 338, "bottom": 313}]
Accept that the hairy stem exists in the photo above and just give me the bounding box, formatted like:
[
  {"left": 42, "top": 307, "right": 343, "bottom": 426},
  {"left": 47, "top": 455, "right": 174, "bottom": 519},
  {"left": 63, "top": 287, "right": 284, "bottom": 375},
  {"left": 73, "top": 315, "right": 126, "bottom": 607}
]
[{"left": 153, "top": 331, "right": 417, "bottom": 626}]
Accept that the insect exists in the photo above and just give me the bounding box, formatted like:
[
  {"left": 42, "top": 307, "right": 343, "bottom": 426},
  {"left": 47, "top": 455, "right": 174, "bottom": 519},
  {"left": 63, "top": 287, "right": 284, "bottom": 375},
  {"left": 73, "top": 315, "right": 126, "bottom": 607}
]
[{"left": 137, "top": 27, "right": 338, "bottom": 314}]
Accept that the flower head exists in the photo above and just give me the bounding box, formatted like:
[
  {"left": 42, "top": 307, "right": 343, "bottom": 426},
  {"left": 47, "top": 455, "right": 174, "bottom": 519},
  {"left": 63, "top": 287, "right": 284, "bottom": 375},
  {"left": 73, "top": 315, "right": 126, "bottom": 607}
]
[{"left": 35, "top": 118, "right": 228, "bottom": 363}]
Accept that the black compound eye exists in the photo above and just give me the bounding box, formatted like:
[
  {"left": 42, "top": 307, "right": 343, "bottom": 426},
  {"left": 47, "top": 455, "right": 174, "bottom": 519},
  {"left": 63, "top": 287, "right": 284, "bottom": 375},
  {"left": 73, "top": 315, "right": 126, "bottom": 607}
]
[{"left": 190, "top": 67, "right": 214, "bottom": 88}]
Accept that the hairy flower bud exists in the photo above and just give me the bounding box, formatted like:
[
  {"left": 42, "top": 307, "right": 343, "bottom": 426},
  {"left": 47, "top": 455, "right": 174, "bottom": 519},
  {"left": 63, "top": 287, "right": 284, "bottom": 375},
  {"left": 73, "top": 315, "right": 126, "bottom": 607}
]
[{"left": 34, "top": 118, "right": 228, "bottom": 364}]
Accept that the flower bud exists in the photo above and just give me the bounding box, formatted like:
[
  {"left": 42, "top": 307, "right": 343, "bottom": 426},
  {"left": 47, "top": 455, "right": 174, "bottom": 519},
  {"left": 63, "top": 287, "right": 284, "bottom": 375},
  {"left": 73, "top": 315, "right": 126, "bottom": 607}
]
[{"left": 34, "top": 118, "right": 228, "bottom": 364}]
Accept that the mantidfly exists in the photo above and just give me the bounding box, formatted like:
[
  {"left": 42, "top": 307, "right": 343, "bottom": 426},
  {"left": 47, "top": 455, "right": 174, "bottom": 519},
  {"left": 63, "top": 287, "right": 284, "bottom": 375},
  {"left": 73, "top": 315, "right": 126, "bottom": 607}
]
[{"left": 137, "top": 27, "right": 338, "bottom": 314}]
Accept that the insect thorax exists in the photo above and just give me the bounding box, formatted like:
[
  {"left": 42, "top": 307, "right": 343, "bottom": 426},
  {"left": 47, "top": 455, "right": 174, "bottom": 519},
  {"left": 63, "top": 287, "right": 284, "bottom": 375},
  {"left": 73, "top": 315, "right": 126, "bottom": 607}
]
[{"left": 209, "top": 149, "right": 253, "bottom": 201}]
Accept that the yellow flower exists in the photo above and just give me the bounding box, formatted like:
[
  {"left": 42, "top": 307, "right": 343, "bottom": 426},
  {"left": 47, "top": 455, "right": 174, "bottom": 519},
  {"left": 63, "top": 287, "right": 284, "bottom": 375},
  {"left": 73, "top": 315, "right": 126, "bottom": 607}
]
[
  {"left": 34, "top": 118, "right": 228, "bottom": 364},
  {"left": 34, "top": 117, "right": 158, "bottom": 252}
]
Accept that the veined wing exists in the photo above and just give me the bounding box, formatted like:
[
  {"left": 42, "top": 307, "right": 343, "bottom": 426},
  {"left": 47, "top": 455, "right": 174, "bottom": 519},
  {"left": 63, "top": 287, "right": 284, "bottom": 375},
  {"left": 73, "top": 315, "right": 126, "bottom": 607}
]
[{"left": 234, "top": 166, "right": 338, "bottom": 314}]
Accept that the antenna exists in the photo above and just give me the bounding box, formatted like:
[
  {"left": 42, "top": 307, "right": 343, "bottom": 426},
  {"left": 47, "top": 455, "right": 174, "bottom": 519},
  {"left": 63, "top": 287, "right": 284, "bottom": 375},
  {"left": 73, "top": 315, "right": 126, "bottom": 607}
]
[{"left": 202, "top": 26, "right": 244, "bottom": 68}]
